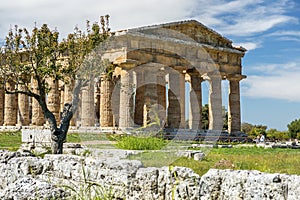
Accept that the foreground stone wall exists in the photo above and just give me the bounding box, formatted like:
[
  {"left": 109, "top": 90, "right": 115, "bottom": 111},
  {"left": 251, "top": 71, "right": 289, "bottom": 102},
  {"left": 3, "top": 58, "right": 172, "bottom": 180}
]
[{"left": 0, "top": 150, "right": 300, "bottom": 200}]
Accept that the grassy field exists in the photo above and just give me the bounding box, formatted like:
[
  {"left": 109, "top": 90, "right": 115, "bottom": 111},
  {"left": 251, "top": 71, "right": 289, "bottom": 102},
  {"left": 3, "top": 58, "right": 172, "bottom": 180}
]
[
  {"left": 128, "top": 147, "right": 300, "bottom": 176},
  {"left": 1, "top": 132, "right": 300, "bottom": 176}
]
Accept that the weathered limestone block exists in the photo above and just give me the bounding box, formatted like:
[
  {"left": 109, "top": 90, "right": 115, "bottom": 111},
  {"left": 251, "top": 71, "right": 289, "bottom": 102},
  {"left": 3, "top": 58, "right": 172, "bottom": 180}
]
[{"left": 199, "top": 169, "right": 300, "bottom": 200}]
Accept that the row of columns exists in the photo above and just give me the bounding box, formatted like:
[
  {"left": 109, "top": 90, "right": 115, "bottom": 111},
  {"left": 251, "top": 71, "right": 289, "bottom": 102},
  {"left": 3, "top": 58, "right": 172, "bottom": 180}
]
[
  {"left": 103, "top": 66, "right": 243, "bottom": 132},
  {"left": 0, "top": 68, "right": 242, "bottom": 133}
]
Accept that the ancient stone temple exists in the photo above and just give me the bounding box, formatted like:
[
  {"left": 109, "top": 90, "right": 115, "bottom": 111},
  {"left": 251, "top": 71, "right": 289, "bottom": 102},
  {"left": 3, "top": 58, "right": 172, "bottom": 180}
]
[{"left": 0, "top": 20, "right": 246, "bottom": 133}]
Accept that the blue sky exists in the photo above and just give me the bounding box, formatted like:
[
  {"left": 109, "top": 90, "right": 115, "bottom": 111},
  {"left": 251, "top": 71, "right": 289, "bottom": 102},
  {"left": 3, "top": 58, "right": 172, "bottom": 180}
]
[{"left": 1, "top": 0, "right": 299, "bottom": 130}]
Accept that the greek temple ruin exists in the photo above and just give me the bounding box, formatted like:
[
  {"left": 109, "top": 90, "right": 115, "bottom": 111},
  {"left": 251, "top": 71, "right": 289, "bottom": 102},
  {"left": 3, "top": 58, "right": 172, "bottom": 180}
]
[{"left": 0, "top": 20, "right": 246, "bottom": 133}]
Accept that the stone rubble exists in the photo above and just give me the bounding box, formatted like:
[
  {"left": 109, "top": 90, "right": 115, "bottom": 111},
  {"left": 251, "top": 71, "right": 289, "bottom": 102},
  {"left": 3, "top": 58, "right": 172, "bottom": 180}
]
[{"left": 0, "top": 149, "right": 300, "bottom": 200}]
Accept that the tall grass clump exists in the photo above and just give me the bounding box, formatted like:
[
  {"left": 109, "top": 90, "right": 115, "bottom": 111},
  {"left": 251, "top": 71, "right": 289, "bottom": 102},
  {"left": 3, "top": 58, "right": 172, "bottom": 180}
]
[{"left": 116, "top": 136, "right": 166, "bottom": 150}]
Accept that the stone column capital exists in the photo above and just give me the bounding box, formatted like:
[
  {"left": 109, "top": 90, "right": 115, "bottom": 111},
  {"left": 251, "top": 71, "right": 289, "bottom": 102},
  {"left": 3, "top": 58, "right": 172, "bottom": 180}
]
[
  {"left": 202, "top": 72, "right": 222, "bottom": 81},
  {"left": 227, "top": 74, "right": 246, "bottom": 82},
  {"left": 117, "top": 59, "right": 139, "bottom": 70}
]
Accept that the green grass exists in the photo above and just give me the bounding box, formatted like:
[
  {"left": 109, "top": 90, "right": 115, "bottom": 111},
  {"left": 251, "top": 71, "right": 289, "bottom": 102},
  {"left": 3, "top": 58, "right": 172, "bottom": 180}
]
[
  {"left": 115, "top": 136, "right": 167, "bottom": 150},
  {"left": 0, "top": 131, "right": 22, "bottom": 151},
  {"left": 2, "top": 132, "right": 300, "bottom": 177},
  {"left": 129, "top": 147, "right": 300, "bottom": 176}
]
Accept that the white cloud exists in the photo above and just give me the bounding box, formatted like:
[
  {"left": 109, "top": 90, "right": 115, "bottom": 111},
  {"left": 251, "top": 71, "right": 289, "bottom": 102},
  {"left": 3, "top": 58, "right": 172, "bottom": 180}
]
[
  {"left": 233, "top": 42, "right": 262, "bottom": 51},
  {"left": 0, "top": 0, "right": 196, "bottom": 39},
  {"left": 193, "top": 0, "right": 298, "bottom": 36},
  {"left": 0, "top": 0, "right": 297, "bottom": 40},
  {"left": 242, "top": 62, "right": 300, "bottom": 102}
]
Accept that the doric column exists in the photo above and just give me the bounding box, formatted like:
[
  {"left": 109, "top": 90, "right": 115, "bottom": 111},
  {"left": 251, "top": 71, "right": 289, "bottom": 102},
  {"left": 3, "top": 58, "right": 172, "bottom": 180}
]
[
  {"left": 59, "top": 81, "right": 65, "bottom": 118},
  {"left": 179, "top": 72, "right": 186, "bottom": 128},
  {"left": 47, "top": 78, "right": 60, "bottom": 124},
  {"left": 207, "top": 74, "right": 223, "bottom": 130},
  {"left": 167, "top": 72, "right": 181, "bottom": 128},
  {"left": 119, "top": 69, "right": 134, "bottom": 128},
  {"left": 189, "top": 73, "right": 203, "bottom": 130},
  {"left": 100, "top": 74, "right": 114, "bottom": 127},
  {"left": 31, "top": 77, "right": 44, "bottom": 126},
  {"left": 0, "top": 81, "right": 4, "bottom": 125},
  {"left": 4, "top": 81, "right": 17, "bottom": 126},
  {"left": 64, "top": 79, "right": 76, "bottom": 126},
  {"left": 228, "top": 76, "right": 243, "bottom": 133},
  {"left": 143, "top": 68, "right": 159, "bottom": 127},
  {"left": 94, "top": 78, "right": 100, "bottom": 125},
  {"left": 17, "top": 85, "right": 30, "bottom": 126},
  {"left": 157, "top": 71, "right": 166, "bottom": 127},
  {"left": 134, "top": 69, "right": 144, "bottom": 126},
  {"left": 81, "top": 80, "right": 95, "bottom": 127}
]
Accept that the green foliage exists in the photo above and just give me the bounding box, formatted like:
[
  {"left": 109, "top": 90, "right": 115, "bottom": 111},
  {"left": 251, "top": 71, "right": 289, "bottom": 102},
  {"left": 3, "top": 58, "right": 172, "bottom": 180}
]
[
  {"left": 241, "top": 123, "right": 267, "bottom": 137},
  {"left": 201, "top": 104, "right": 209, "bottom": 129},
  {"left": 201, "top": 104, "right": 228, "bottom": 130},
  {"left": 266, "top": 129, "right": 289, "bottom": 141},
  {"left": 287, "top": 118, "right": 300, "bottom": 139},
  {"left": 116, "top": 136, "right": 167, "bottom": 150}
]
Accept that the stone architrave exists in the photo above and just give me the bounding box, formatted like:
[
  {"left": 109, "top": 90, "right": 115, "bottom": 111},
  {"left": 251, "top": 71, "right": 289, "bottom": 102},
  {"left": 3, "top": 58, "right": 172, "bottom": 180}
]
[
  {"left": 0, "top": 82, "right": 4, "bottom": 125},
  {"left": 189, "top": 73, "right": 203, "bottom": 130},
  {"left": 207, "top": 74, "right": 223, "bottom": 130},
  {"left": 31, "top": 78, "right": 44, "bottom": 126},
  {"left": 167, "top": 72, "right": 181, "bottom": 128},
  {"left": 3, "top": 81, "right": 17, "bottom": 126},
  {"left": 47, "top": 78, "right": 60, "bottom": 124},
  {"left": 100, "top": 74, "right": 114, "bottom": 127},
  {"left": 134, "top": 70, "right": 144, "bottom": 126},
  {"left": 119, "top": 69, "right": 134, "bottom": 128},
  {"left": 81, "top": 80, "right": 95, "bottom": 127},
  {"left": 228, "top": 76, "right": 243, "bottom": 133},
  {"left": 17, "top": 85, "right": 30, "bottom": 126}
]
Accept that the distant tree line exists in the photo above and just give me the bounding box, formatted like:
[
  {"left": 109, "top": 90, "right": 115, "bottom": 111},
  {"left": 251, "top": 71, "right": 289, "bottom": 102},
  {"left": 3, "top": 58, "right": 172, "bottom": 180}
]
[{"left": 241, "top": 118, "right": 300, "bottom": 141}]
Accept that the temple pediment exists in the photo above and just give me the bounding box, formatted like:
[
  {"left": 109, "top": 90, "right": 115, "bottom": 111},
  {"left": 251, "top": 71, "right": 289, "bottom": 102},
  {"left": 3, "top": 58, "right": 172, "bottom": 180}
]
[{"left": 128, "top": 20, "right": 236, "bottom": 50}]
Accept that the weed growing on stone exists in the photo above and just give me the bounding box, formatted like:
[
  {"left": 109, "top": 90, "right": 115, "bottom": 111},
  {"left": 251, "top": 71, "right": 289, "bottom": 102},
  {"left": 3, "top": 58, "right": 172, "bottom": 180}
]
[{"left": 63, "top": 164, "right": 114, "bottom": 200}]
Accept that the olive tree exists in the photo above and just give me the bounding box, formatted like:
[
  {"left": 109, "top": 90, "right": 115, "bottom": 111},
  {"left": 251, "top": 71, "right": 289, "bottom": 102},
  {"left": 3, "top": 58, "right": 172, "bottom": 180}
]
[{"left": 0, "top": 15, "right": 110, "bottom": 154}]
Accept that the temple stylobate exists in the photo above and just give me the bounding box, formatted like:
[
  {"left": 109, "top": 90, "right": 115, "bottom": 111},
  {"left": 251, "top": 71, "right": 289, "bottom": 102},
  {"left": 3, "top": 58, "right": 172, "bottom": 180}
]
[{"left": 0, "top": 20, "right": 246, "bottom": 133}]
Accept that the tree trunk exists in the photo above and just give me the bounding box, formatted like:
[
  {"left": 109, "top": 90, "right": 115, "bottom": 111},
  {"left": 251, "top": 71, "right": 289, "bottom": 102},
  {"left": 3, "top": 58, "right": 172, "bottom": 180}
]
[
  {"left": 50, "top": 80, "right": 82, "bottom": 154},
  {"left": 51, "top": 103, "right": 73, "bottom": 154}
]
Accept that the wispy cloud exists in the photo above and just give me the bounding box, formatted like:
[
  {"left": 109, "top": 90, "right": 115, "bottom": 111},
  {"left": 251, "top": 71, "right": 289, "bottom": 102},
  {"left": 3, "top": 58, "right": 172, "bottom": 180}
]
[
  {"left": 0, "top": 0, "right": 196, "bottom": 39},
  {"left": 193, "top": 0, "right": 298, "bottom": 36},
  {"left": 242, "top": 62, "right": 300, "bottom": 102},
  {"left": 233, "top": 42, "right": 262, "bottom": 51},
  {"left": 267, "top": 31, "right": 300, "bottom": 42}
]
